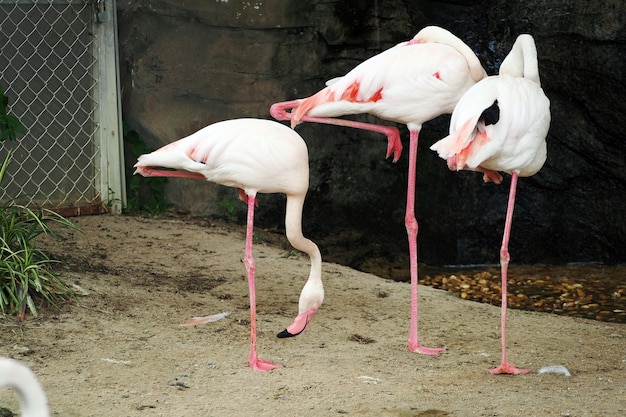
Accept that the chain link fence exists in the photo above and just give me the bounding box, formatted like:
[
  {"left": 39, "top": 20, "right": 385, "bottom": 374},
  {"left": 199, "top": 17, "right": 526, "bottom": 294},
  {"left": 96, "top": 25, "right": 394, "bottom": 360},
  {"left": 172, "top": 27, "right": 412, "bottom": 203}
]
[{"left": 0, "top": 0, "right": 124, "bottom": 215}]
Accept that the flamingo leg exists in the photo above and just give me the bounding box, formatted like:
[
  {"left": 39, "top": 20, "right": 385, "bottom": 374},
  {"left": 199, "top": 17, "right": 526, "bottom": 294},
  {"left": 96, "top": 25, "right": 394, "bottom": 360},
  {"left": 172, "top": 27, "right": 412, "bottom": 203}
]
[
  {"left": 406, "top": 129, "right": 445, "bottom": 356},
  {"left": 244, "top": 195, "right": 283, "bottom": 372},
  {"left": 270, "top": 101, "right": 403, "bottom": 162},
  {"left": 489, "top": 172, "right": 530, "bottom": 375},
  {"left": 133, "top": 166, "right": 206, "bottom": 180}
]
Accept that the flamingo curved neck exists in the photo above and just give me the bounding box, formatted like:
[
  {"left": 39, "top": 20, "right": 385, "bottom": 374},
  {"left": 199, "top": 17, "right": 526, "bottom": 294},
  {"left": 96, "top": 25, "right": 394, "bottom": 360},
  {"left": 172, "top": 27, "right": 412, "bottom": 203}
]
[
  {"left": 500, "top": 34, "right": 541, "bottom": 85},
  {"left": 455, "top": 43, "right": 488, "bottom": 82},
  {"left": 412, "top": 26, "right": 486, "bottom": 83},
  {"left": 0, "top": 359, "right": 49, "bottom": 417},
  {"left": 288, "top": 227, "right": 323, "bottom": 298},
  {"left": 284, "top": 195, "right": 324, "bottom": 312}
]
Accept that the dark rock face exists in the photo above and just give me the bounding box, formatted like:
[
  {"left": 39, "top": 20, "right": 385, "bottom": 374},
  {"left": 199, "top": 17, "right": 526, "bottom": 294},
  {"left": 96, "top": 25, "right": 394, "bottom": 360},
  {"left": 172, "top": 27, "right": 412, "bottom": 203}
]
[{"left": 118, "top": 1, "right": 626, "bottom": 271}]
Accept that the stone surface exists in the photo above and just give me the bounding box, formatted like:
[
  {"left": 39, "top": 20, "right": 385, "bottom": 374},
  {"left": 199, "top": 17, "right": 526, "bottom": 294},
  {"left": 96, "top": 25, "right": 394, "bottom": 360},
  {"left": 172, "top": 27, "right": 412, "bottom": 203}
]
[{"left": 117, "top": 0, "right": 626, "bottom": 270}]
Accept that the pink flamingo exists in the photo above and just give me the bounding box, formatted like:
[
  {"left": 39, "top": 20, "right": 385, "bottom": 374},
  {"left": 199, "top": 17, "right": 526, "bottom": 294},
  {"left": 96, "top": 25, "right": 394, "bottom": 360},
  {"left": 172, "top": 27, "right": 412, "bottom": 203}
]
[
  {"left": 0, "top": 357, "right": 49, "bottom": 417},
  {"left": 430, "top": 34, "right": 551, "bottom": 374},
  {"left": 134, "top": 119, "right": 323, "bottom": 371},
  {"left": 271, "top": 26, "right": 487, "bottom": 355}
]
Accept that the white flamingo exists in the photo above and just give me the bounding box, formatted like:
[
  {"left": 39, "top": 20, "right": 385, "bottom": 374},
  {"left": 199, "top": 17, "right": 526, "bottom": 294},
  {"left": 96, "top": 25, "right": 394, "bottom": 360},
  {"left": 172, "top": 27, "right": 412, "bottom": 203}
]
[
  {"left": 430, "top": 34, "right": 551, "bottom": 374},
  {"left": 134, "top": 118, "right": 322, "bottom": 371},
  {"left": 271, "top": 26, "right": 487, "bottom": 355},
  {"left": 0, "top": 357, "right": 49, "bottom": 417}
]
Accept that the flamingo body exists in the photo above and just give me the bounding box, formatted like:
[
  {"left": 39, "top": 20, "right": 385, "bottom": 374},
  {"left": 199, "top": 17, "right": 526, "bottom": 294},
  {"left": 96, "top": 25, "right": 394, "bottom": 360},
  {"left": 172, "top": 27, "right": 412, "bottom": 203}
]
[
  {"left": 431, "top": 74, "right": 550, "bottom": 179},
  {"left": 0, "top": 358, "right": 49, "bottom": 417},
  {"left": 136, "top": 119, "right": 309, "bottom": 196},
  {"left": 135, "top": 119, "right": 323, "bottom": 371},
  {"left": 293, "top": 39, "right": 485, "bottom": 129},
  {"left": 271, "top": 26, "right": 487, "bottom": 355},
  {"left": 431, "top": 34, "right": 551, "bottom": 374}
]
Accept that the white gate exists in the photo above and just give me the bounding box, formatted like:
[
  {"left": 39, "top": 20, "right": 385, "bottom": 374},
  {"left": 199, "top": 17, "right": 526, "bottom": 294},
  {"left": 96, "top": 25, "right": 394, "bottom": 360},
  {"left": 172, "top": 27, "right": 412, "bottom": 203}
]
[{"left": 0, "top": 0, "right": 124, "bottom": 215}]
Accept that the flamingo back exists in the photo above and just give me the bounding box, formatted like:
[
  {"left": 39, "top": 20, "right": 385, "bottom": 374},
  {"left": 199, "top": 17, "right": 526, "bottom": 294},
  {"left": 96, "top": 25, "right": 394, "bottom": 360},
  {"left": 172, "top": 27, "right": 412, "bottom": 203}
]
[
  {"left": 431, "top": 75, "right": 550, "bottom": 177},
  {"left": 135, "top": 119, "right": 310, "bottom": 196},
  {"left": 293, "top": 40, "right": 485, "bottom": 127}
]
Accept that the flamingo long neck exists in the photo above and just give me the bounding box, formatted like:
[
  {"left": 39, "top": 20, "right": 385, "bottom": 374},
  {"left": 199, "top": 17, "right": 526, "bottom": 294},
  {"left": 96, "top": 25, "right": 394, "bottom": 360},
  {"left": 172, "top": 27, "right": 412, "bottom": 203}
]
[
  {"left": 412, "top": 27, "right": 486, "bottom": 82},
  {"left": 284, "top": 194, "right": 323, "bottom": 307},
  {"left": 500, "top": 34, "right": 541, "bottom": 85},
  {"left": 0, "top": 359, "right": 49, "bottom": 417},
  {"left": 453, "top": 40, "right": 488, "bottom": 83}
]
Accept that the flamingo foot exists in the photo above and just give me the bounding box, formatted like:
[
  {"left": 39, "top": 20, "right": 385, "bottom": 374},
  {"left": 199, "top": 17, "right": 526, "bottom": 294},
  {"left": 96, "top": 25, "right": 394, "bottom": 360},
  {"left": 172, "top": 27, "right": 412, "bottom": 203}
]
[
  {"left": 385, "top": 129, "right": 403, "bottom": 162},
  {"left": 249, "top": 351, "right": 283, "bottom": 372},
  {"left": 489, "top": 361, "right": 531, "bottom": 375},
  {"left": 276, "top": 307, "right": 318, "bottom": 338},
  {"left": 479, "top": 168, "right": 503, "bottom": 184},
  {"left": 407, "top": 341, "right": 446, "bottom": 356},
  {"left": 270, "top": 100, "right": 300, "bottom": 122}
]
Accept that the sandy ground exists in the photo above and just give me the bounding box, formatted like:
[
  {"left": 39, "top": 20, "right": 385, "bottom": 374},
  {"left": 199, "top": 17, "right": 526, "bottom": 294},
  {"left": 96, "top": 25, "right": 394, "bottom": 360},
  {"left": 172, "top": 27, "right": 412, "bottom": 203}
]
[{"left": 0, "top": 214, "right": 624, "bottom": 416}]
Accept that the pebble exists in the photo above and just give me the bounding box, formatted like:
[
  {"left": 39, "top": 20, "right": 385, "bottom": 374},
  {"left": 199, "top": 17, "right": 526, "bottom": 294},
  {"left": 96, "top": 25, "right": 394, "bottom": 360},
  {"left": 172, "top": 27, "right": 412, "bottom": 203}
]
[{"left": 421, "top": 266, "right": 626, "bottom": 323}]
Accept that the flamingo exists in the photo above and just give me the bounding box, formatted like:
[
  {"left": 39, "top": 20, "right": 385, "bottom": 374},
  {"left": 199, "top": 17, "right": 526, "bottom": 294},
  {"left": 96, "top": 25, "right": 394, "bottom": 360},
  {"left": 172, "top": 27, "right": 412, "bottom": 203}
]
[
  {"left": 0, "top": 357, "right": 49, "bottom": 417},
  {"left": 271, "top": 26, "right": 487, "bottom": 355},
  {"left": 430, "top": 34, "right": 550, "bottom": 374},
  {"left": 134, "top": 118, "right": 323, "bottom": 371}
]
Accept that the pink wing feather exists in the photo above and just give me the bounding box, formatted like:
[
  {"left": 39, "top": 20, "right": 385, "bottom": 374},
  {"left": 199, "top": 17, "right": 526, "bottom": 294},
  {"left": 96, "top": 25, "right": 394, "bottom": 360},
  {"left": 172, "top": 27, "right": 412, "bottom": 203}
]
[{"left": 291, "top": 41, "right": 480, "bottom": 128}]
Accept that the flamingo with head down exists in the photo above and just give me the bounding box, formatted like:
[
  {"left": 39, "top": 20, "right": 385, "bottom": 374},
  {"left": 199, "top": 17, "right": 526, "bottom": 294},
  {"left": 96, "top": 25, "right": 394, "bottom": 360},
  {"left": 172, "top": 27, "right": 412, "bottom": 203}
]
[
  {"left": 271, "top": 26, "right": 487, "bottom": 355},
  {"left": 430, "top": 34, "right": 550, "bottom": 374},
  {"left": 134, "top": 118, "right": 322, "bottom": 371}
]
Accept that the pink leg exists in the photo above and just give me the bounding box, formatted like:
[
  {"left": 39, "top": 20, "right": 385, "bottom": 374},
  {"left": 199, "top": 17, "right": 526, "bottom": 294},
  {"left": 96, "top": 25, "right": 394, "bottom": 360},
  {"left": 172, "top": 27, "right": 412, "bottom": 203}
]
[
  {"left": 134, "top": 166, "right": 206, "bottom": 180},
  {"left": 244, "top": 195, "right": 283, "bottom": 372},
  {"left": 477, "top": 168, "right": 503, "bottom": 184},
  {"left": 143, "top": 167, "right": 281, "bottom": 369},
  {"left": 489, "top": 172, "right": 530, "bottom": 375},
  {"left": 444, "top": 159, "right": 503, "bottom": 185},
  {"left": 270, "top": 100, "right": 403, "bottom": 162},
  {"left": 405, "top": 130, "right": 445, "bottom": 355}
]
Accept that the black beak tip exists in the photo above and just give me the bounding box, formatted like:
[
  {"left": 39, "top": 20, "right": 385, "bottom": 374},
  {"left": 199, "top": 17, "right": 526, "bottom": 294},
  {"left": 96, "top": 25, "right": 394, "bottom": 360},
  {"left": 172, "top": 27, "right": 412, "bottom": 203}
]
[{"left": 276, "top": 329, "right": 296, "bottom": 338}]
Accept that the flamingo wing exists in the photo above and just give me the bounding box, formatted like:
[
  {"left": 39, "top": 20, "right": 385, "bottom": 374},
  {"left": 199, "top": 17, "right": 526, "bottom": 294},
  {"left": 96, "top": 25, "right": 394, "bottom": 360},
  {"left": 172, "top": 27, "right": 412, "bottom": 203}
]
[
  {"left": 292, "top": 42, "right": 479, "bottom": 127},
  {"left": 135, "top": 119, "right": 310, "bottom": 195},
  {"left": 430, "top": 75, "right": 550, "bottom": 177}
]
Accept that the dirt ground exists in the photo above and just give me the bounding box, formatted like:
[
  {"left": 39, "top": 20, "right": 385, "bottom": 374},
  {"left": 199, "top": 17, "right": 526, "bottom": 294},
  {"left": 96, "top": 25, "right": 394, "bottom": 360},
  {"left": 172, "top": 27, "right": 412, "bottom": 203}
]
[{"left": 1, "top": 214, "right": 624, "bottom": 416}]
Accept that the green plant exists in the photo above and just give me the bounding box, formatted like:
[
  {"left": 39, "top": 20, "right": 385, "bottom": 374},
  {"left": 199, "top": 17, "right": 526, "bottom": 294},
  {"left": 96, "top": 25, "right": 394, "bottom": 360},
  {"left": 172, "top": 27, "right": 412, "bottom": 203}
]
[
  {"left": 0, "top": 85, "right": 26, "bottom": 141},
  {"left": 218, "top": 198, "right": 237, "bottom": 221},
  {"left": 280, "top": 250, "right": 300, "bottom": 260},
  {"left": 0, "top": 165, "right": 78, "bottom": 317},
  {"left": 0, "top": 85, "right": 77, "bottom": 318},
  {"left": 107, "top": 187, "right": 122, "bottom": 212},
  {"left": 123, "top": 122, "right": 170, "bottom": 214}
]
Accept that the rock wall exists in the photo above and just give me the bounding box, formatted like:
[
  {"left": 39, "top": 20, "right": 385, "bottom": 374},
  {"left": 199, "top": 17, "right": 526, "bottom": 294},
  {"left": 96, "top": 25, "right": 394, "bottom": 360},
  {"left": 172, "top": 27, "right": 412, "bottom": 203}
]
[{"left": 117, "top": 0, "right": 626, "bottom": 271}]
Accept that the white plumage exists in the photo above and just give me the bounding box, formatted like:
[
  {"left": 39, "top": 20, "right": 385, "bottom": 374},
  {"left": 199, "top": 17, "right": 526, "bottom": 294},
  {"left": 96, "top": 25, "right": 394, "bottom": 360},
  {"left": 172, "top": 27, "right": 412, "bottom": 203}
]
[
  {"left": 135, "top": 118, "right": 323, "bottom": 371},
  {"left": 0, "top": 358, "right": 49, "bottom": 417},
  {"left": 136, "top": 119, "right": 309, "bottom": 196},
  {"left": 298, "top": 32, "right": 486, "bottom": 128},
  {"left": 431, "top": 34, "right": 550, "bottom": 182},
  {"left": 431, "top": 34, "right": 551, "bottom": 374},
  {"left": 271, "top": 26, "right": 487, "bottom": 356}
]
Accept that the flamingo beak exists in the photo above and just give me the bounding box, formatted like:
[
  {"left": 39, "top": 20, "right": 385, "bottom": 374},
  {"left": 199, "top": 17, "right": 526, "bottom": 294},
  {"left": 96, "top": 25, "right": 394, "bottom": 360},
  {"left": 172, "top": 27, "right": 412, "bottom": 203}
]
[{"left": 276, "top": 307, "right": 318, "bottom": 338}]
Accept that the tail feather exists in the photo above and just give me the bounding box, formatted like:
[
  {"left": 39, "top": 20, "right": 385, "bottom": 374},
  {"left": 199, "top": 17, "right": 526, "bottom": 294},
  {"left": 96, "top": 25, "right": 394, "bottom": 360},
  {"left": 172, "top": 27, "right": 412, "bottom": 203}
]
[
  {"left": 431, "top": 115, "right": 480, "bottom": 168},
  {"left": 134, "top": 148, "right": 196, "bottom": 172},
  {"left": 456, "top": 129, "right": 491, "bottom": 169}
]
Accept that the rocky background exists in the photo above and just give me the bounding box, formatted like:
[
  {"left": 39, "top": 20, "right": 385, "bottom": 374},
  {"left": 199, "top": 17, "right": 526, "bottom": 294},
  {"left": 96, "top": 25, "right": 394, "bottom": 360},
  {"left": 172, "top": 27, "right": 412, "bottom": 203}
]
[{"left": 117, "top": 0, "right": 626, "bottom": 274}]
